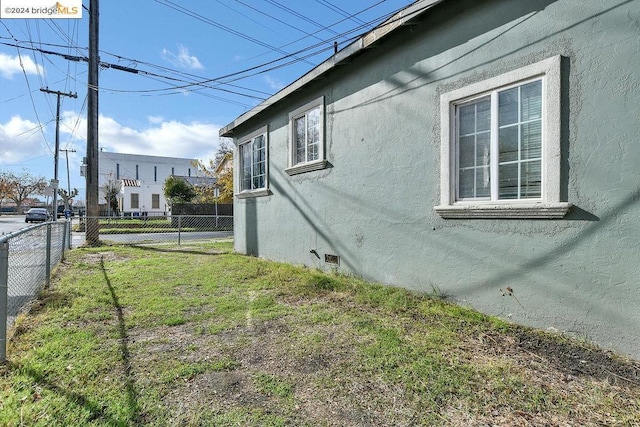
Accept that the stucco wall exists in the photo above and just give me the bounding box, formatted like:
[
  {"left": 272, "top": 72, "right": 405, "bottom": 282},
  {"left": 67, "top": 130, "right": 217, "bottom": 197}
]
[{"left": 232, "top": 0, "right": 640, "bottom": 358}]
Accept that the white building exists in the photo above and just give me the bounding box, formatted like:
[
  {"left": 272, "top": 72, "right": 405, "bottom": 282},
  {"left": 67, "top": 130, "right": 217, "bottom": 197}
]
[{"left": 98, "top": 152, "right": 196, "bottom": 216}]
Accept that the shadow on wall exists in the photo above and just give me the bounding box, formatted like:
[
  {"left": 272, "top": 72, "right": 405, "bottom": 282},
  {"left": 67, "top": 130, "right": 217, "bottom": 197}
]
[
  {"left": 329, "top": 0, "right": 634, "bottom": 114},
  {"left": 244, "top": 197, "right": 258, "bottom": 256},
  {"left": 475, "top": 187, "right": 639, "bottom": 291},
  {"left": 435, "top": 187, "right": 640, "bottom": 336},
  {"left": 268, "top": 168, "right": 362, "bottom": 272}
]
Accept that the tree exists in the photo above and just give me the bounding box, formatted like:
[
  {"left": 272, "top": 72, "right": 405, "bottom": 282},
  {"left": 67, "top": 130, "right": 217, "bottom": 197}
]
[
  {"left": 214, "top": 139, "right": 233, "bottom": 166},
  {"left": 215, "top": 164, "right": 233, "bottom": 204},
  {"left": 192, "top": 140, "right": 234, "bottom": 204},
  {"left": 101, "top": 181, "right": 121, "bottom": 215},
  {"left": 1, "top": 170, "right": 47, "bottom": 213},
  {"left": 163, "top": 175, "right": 195, "bottom": 205},
  {"left": 58, "top": 188, "right": 79, "bottom": 210},
  {"left": 0, "top": 172, "right": 15, "bottom": 213}
]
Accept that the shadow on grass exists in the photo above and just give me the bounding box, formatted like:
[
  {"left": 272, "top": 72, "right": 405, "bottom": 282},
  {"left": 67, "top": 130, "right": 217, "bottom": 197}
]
[
  {"left": 100, "top": 255, "right": 141, "bottom": 424},
  {"left": 128, "top": 244, "right": 229, "bottom": 257},
  {"left": 3, "top": 360, "right": 122, "bottom": 424}
]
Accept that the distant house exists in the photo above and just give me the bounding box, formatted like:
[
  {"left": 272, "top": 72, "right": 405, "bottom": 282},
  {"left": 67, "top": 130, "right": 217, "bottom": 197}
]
[
  {"left": 214, "top": 153, "right": 232, "bottom": 178},
  {"left": 98, "top": 152, "right": 196, "bottom": 216},
  {"left": 174, "top": 175, "right": 218, "bottom": 190},
  {"left": 220, "top": 0, "right": 640, "bottom": 358}
]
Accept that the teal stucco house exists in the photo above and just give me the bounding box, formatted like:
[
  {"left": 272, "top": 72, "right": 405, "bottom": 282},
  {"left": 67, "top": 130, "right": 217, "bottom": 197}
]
[{"left": 220, "top": 0, "right": 640, "bottom": 358}]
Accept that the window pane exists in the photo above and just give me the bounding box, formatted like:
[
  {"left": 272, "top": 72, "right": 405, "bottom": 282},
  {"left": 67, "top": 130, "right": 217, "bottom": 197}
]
[
  {"left": 307, "top": 142, "right": 318, "bottom": 162},
  {"left": 476, "top": 166, "right": 490, "bottom": 198},
  {"left": 498, "top": 163, "right": 519, "bottom": 199},
  {"left": 459, "top": 135, "right": 475, "bottom": 168},
  {"left": 254, "top": 135, "right": 264, "bottom": 151},
  {"left": 521, "top": 121, "right": 542, "bottom": 160},
  {"left": 253, "top": 175, "right": 264, "bottom": 189},
  {"left": 307, "top": 107, "right": 320, "bottom": 130},
  {"left": 521, "top": 80, "right": 542, "bottom": 121},
  {"left": 499, "top": 126, "right": 518, "bottom": 163},
  {"left": 457, "top": 97, "right": 491, "bottom": 200},
  {"left": 459, "top": 169, "right": 475, "bottom": 199},
  {"left": 294, "top": 117, "right": 305, "bottom": 164},
  {"left": 476, "top": 99, "right": 491, "bottom": 132},
  {"left": 240, "top": 143, "right": 252, "bottom": 190},
  {"left": 499, "top": 87, "right": 518, "bottom": 125},
  {"left": 296, "top": 149, "right": 305, "bottom": 164},
  {"left": 521, "top": 160, "right": 541, "bottom": 198},
  {"left": 307, "top": 112, "right": 320, "bottom": 162},
  {"left": 476, "top": 131, "right": 490, "bottom": 167},
  {"left": 458, "top": 104, "right": 475, "bottom": 135}
]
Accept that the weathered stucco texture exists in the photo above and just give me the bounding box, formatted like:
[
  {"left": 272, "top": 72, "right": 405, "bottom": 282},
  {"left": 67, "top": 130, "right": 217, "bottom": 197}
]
[{"left": 230, "top": 0, "right": 640, "bottom": 358}]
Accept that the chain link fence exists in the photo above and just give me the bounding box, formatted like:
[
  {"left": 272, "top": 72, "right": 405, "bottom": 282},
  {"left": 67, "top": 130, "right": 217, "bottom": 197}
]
[
  {"left": 70, "top": 215, "right": 233, "bottom": 246},
  {"left": 1, "top": 221, "right": 71, "bottom": 361},
  {"left": 1, "top": 215, "right": 232, "bottom": 361}
]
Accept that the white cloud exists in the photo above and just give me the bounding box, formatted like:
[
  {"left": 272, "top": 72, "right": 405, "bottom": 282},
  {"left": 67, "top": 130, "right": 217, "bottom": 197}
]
[
  {"left": 0, "top": 52, "right": 45, "bottom": 79},
  {"left": 264, "top": 75, "right": 285, "bottom": 91},
  {"left": 148, "top": 115, "right": 164, "bottom": 124},
  {"left": 161, "top": 45, "right": 204, "bottom": 70},
  {"left": 60, "top": 113, "right": 222, "bottom": 162},
  {"left": 0, "top": 116, "right": 49, "bottom": 164}
]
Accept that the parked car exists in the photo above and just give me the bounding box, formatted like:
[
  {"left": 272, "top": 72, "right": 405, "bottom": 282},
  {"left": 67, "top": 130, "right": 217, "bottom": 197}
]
[
  {"left": 25, "top": 208, "right": 50, "bottom": 223},
  {"left": 56, "top": 205, "right": 74, "bottom": 218}
]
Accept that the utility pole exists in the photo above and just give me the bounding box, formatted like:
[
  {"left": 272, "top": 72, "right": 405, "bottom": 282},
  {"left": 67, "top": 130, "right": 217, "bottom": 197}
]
[
  {"left": 40, "top": 88, "right": 78, "bottom": 221},
  {"left": 86, "top": 0, "right": 100, "bottom": 245}
]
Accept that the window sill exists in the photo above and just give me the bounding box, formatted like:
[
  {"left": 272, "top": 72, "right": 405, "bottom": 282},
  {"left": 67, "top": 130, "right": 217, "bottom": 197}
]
[
  {"left": 434, "top": 202, "right": 572, "bottom": 219},
  {"left": 235, "top": 189, "right": 270, "bottom": 199},
  {"left": 285, "top": 160, "right": 327, "bottom": 176}
]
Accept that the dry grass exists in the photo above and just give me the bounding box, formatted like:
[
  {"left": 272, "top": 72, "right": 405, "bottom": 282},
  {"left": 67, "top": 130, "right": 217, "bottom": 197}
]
[{"left": 1, "top": 242, "right": 639, "bottom": 426}]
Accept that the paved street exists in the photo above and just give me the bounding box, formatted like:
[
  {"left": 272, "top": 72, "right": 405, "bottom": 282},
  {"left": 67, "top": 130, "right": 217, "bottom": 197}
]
[{"left": 0, "top": 215, "right": 36, "bottom": 236}]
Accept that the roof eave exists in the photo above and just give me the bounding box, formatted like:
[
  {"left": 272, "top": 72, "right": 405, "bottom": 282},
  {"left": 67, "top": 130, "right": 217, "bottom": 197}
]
[{"left": 219, "top": 0, "right": 444, "bottom": 138}]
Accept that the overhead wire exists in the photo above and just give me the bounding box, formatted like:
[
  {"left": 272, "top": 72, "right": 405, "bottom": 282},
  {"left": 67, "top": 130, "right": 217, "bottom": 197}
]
[
  {"left": 263, "top": 0, "right": 339, "bottom": 35},
  {"left": 14, "top": 42, "right": 53, "bottom": 155},
  {"left": 1, "top": 17, "right": 82, "bottom": 161},
  {"left": 95, "top": 0, "right": 400, "bottom": 94},
  {"left": 314, "top": 0, "right": 367, "bottom": 25},
  {"left": 212, "top": 0, "right": 292, "bottom": 41},
  {"left": 2, "top": 1, "right": 415, "bottom": 103},
  {"left": 234, "top": 0, "right": 329, "bottom": 43},
  {"left": 153, "top": 0, "right": 316, "bottom": 66}
]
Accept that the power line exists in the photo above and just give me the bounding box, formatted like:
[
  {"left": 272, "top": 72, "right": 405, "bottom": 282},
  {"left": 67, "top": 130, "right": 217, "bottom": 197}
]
[
  {"left": 153, "top": 0, "right": 315, "bottom": 66},
  {"left": 263, "top": 0, "right": 339, "bottom": 35},
  {"left": 2, "top": 1, "right": 417, "bottom": 102},
  {"left": 314, "top": 0, "right": 367, "bottom": 25},
  {"left": 234, "top": 0, "right": 328, "bottom": 43}
]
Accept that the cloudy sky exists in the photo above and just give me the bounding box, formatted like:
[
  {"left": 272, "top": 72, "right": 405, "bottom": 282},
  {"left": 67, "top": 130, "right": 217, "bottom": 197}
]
[{"left": 0, "top": 0, "right": 413, "bottom": 200}]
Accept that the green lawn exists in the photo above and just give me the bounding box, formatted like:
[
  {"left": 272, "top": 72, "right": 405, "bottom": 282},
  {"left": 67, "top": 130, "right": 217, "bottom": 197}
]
[{"left": 1, "top": 241, "right": 638, "bottom": 426}]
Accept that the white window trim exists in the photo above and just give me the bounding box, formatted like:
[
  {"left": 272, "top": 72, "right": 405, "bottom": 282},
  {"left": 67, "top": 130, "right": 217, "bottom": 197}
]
[
  {"left": 285, "top": 96, "right": 327, "bottom": 176},
  {"left": 235, "top": 126, "right": 270, "bottom": 199},
  {"left": 435, "top": 55, "right": 571, "bottom": 219}
]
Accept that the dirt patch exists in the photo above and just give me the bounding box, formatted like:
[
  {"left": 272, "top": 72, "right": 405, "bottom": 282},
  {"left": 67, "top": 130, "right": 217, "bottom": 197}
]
[{"left": 513, "top": 329, "right": 640, "bottom": 386}]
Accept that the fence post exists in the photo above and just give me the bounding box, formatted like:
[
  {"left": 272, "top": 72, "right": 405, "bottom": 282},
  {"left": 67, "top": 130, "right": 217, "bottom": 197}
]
[
  {"left": 177, "top": 215, "right": 182, "bottom": 246},
  {"left": 46, "top": 224, "right": 52, "bottom": 288},
  {"left": 61, "top": 222, "right": 68, "bottom": 255},
  {"left": 0, "top": 240, "right": 9, "bottom": 363},
  {"left": 67, "top": 219, "right": 72, "bottom": 250}
]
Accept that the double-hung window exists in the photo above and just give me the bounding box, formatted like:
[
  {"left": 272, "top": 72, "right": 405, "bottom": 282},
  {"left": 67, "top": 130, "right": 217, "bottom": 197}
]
[
  {"left": 236, "top": 126, "right": 269, "bottom": 198},
  {"left": 435, "top": 56, "right": 571, "bottom": 218},
  {"left": 285, "top": 96, "right": 327, "bottom": 175}
]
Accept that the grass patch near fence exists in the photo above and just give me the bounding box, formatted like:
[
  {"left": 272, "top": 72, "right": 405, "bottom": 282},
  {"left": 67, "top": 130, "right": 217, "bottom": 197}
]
[{"left": 1, "top": 242, "right": 639, "bottom": 426}]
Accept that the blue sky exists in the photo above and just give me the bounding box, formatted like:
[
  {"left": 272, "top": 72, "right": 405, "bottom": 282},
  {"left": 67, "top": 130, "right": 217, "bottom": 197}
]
[{"left": 0, "top": 0, "right": 413, "bottom": 201}]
